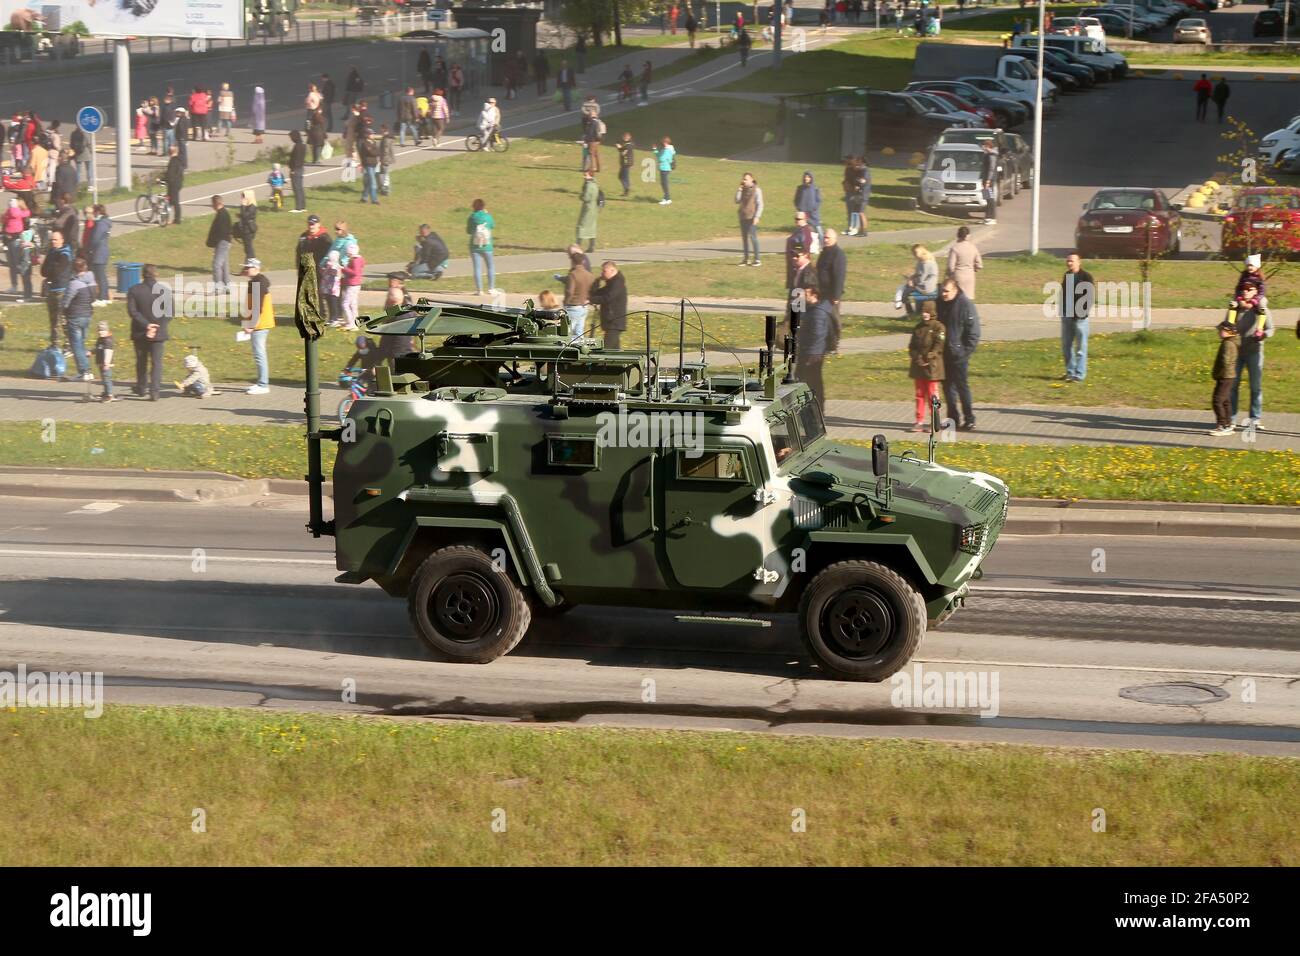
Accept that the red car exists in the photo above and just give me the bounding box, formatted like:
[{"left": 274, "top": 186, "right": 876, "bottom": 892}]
[
  {"left": 1075, "top": 188, "right": 1182, "bottom": 258},
  {"left": 915, "top": 89, "right": 998, "bottom": 128},
  {"left": 1221, "top": 187, "right": 1300, "bottom": 259}
]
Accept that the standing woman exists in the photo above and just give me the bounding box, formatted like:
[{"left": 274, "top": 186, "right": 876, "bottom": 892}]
[
  {"left": 466, "top": 198, "right": 497, "bottom": 296},
  {"left": 945, "top": 226, "right": 982, "bottom": 302},
  {"left": 146, "top": 96, "right": 161, "bottom": 155},
  {"left": 651, "top": 136, "right": 675, "bottom": 205},
  {"left": 86, "top": 204, "right": 111, "bottom": 306},
  {"left": 307, "top": 109, "right": 326, "bottom": 164},
  {"left": 320, "top": 250, "right": 343, "bottom": 327},
  {"left": 251, "top": 86, "right": 267, "bottom": 145},
  {"left": 133, "top": 100, "right": 149, "bottom": 153},
  {"left": 237, "top": 190, "right": 258, "bottom": 262},
  {"left": 341, "top": 241, "right": 365, "bottom": 331},
  {"left": 217, "top": 83, "right": 235, "bottom": 138}
]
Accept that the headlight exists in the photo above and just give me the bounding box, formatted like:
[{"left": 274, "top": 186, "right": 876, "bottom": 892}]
[
  {"left": 922, "top": 177, "right": 941, "bottom": 189},
  {"left": 1261, "top": 138, "right": 1277, "bottom": 147},
  {"left": 959, "top": 523, "right": 987, "bottom": 554}
]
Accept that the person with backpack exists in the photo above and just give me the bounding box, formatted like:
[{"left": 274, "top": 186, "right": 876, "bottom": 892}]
[
  {"left": 577, "top": 171, "right": 600, "bottom": 254},
  {"left": 127, "top": 264, "right": 171, "bottom": 401},
  {"left": 467, "top": 198, "right": 499, "bottom": 296},
  {"left": 60, "top": 256, "right": 98, "bottom": 381},
  {"left": 38, "top": 229, "right": 72, "bottom": 350},
  {"left": 652, "top": 136, "right": 676, "bottom": 205}
]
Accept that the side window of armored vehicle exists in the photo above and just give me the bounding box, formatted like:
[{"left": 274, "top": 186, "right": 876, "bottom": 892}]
[
  {"left": 796, "top": 402, "right": 826, "bottom": 446},
  {"left": 769, "top": 415, "right": 798, "bottom": 466},
  {"left": 547, "top": 435, "right": 599, "bottom": 469},
  {"left": 678, "top": 450, "right": 748, "bottom": 482}
]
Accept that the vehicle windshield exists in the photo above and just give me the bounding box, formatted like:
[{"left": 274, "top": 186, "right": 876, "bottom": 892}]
[
  {"left": 1090, "top": 191, "right": 1156, "bottom": 210},
  {"left": 929, "top": 151, "right": 986, "bottom": 173},
  {"left": 795, "top": 402, "right": 826, "bottom": 447},
  {"left": 1238, "top": 193, "right": 1300, "bottom": 210},
  {"left": 769, "top": 415, "right": 799, "bottom": 466}
]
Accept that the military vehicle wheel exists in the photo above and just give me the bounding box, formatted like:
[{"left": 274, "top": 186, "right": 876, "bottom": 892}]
[
  {"left": 798, "top": 560, "right": 925, "bottom": 682},
  {"left": 408, "top": 546, "right": 532, "bottom": 663}
]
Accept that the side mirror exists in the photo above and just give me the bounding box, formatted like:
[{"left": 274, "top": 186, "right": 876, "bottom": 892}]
[{"left": 871, "top": 434, "right": 890, "bottom": 478}]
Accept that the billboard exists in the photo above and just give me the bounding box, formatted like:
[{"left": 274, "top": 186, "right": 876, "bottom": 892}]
[{"left": 3, "top": 1, "right": 244, "bottom": 40}]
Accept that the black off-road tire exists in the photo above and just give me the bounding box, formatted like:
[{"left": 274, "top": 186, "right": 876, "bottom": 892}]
[
  {"left": 408, "top": 545, "right": 532, "bottom": 663},
  {"left": 798, "top": 560, "right": 926, "bottom": 682}
]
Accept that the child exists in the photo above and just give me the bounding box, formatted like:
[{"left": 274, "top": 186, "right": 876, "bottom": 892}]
[
  {"left": 266, "top": 163, "right": 286, "bottom": 210},
  {"left": 93, "top": 320, "right": 116, "bottom": 402},
  {"left": 908, "top": 300, "right": 945, "bottom": 432},
  {"left": 1208, "top": 318, "right": 1239, "bottom": 437},
  {"left": 175, "top": 352, "right": 211, "bottom": 398}
]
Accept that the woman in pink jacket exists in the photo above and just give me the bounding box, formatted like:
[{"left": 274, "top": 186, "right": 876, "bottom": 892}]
[
  {"left": 4, "top": 197, "right": 31, "bottom": 295},
  {"left": 341, "top": 240, "right": 365, "bottom": 330}
]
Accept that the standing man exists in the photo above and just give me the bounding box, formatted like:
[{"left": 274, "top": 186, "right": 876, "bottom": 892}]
[
  {"left": 242, "top": 258, "right": 273, "bottom": 395},
  {"left": 616, "top": 132, "right": 635, "bottom": 198},
  {"left": 785, "top": 212, "right": 817, "bottom": 281},
  {"left": 288, "top": 130, "right": 307, "bottom": 213},
  {"left": 937, "top": 277, "right": 980, "bottom": 431},
  {"left": 980, "top": 139, "right": 999, "bottom": 225},
  {"left": 53, "top": 150, "right": 78, "bottom": 207},
  {"left": 127, "top": 264, "right": 171, "bottom": 401},
  {"left": 68, "top": 125, "right": 90, "bottom": 185},
  {"left": 38, "top": 229, "right": 72, "bottom": 351},
  {"left": 686, "top": 10, "right": 698, "bottom": 46},
  {"left": 61, "top": 257, "right": 98, "bottom": 381},
  {"left": 358, "top": 122, "right": 381, "bottom": 205},
  {"left": 796, "top": 286, "right": 835, "bottom": 417},
  {"left": 794, "top": 171, "right": 823, "bottom": 242},
  {"left": 735, "top": 171, "right": 764, "bottom": 267},
  {"left": 298, "top": 214, "right": 332, "bottom": 264},
  {"left": 398, "top": 87, "right": 420, "bottom": 147},
  {"left": 1211, "top": 77, "right": 1231, "bottom": 124},
  {"left": 588, "top": 260, "right": 628, "bottom": 350},
  {"left": 737, "top": 28, "right": 752, "bottom": 67},
  {"left": 533, "top": 50, "right": 550, "bottom": 95},
  {"left": 207, "top": 195, "right": 233, "bottom": 289},
  {"left": 557, "top": 60, "right": 577, "bottom": 112},
  {"left": 320, "top": 73, "right": 337, "bottom": 132},
  {"left": 163, "top": 144, "right": 184, "bottom": 224},
  {"left": 562, "top": 250, "right": 594, "bottom": 338},
  {"left": 577, "top": 171, "right": 599, "bottom": 254},
  {"left": 786, "top": 244, "right": 817, "bottom": 331},
  {"left": 816, "top": 229, "right": 847, "bottom": 346},
  {"left": 1228, "top": 282, "right": 1273, "bottom": 429},
  {"left": 1193, "top": 73, "right": 1212, "bottom": 123},
  {"left": 344, "top": 67, "right": 364, "bottom": 112},
  {"left": 1059, "top": 251, "right": 1094, "bottom": 382}
]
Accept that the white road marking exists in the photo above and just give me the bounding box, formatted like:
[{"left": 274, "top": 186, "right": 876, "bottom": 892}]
[
  {"left": 67, "top": 502, "right": 122, "bottom": 516},
  {"left": 972, "top": 585, "right": 1300, "bottom": 604},
  {"left": 0, "top": 547, "right": 332, "bottom": 565},
  {"left": 916, "top": 657, "right": 1300, "bottom": 681}
]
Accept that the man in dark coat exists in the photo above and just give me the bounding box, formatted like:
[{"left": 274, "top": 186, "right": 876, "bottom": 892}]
[
  {"left": 815, "top": 228, "right": 846, "bottom": 352},
  {"left": 163, "top": 145, "right": 184, "bottom": 223},
  {"left": 320, "top": 73, "right": 337, "bottom": 132},
  {"left": 588, "top": 260, "right": 628, "bottom": 349},
  {"left": 206, "top": 195, "right": 233, "bottom": 287},
  {"left": 409, "top": 223, "right": 449, "bottom": 278},
  {"left": 796, "top": 285, "right": 835, "bottom": 417},
  {"left": 38, "top": 230, "right": 72, "bottom": 349},
  {"left": 127, "top": 264, "right": 172, "bottom": 401},
  {"left": 53, "top": 150, "right": 78, "bottom": 208},
  {"left": 298, "top": 214, "right": 332, "bottom": 265},
  {"left": 936, "top": 277, "right": 981, "bottom": 431}
]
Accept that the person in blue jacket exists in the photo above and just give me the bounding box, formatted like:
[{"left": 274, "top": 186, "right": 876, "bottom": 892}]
[{"left": 794, "top": 171, "right": 823, "bottom": 241}]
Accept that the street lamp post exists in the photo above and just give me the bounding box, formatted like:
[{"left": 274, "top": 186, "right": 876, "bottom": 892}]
[{"left": 1029, "top": 0, "right": 1045, "bottom": 254}]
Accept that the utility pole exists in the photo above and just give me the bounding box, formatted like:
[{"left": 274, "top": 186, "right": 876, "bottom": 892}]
[
  {"left": 1029, "top": 0, "right": 1044, "bottom": 254},
  {"left": 114, "top": 39, "right": 131, "bottom": 190},
  {"left": 774, "top": 0, "right": 783, "bottom": 66}
]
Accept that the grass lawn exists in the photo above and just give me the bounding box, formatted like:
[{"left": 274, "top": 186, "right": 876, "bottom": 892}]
[
  {"left": 110, "top": 111, "right": 944, "bottom": 276},
  {"left": 393, "top": 247, "right": 1291, "bottom": 311},
  {"left": 3, "top": 706, "right": 1294, "bottom": 865},
  {"left": 2, "top": 421, "right": 1296, "bottom": 504},
  {"left": 817, "top": 327, "right": 1300, "bottom": 413},
  {"left": 722, "top": 31, "right": 924, "bottom": 94}
]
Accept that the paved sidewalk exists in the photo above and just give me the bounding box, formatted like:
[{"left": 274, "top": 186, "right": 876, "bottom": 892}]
[{"left": 3, "top": 375, "right": 1295, "bottom": 450}]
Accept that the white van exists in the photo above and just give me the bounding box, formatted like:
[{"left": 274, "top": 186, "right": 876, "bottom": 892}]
[
  {"left": 1260, "top": 115, "right": 1300, "bottom": 166},
  {"left": 1011, "top": 33, "right": 1129, "bottom": 79}
]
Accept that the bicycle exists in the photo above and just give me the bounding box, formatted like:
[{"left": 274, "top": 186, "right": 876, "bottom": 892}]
[
  {"left": 134, "top": 181, "right": 172, "bottom": 225},
  {"left": 337, "top": 366, "right": 369, "bottom": 424},
  {"left": 465, "top": 129, "right": 510, "bottom": 153}
]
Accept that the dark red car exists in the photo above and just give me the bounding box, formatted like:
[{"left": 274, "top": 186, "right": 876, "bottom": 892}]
[
  {"left": 1075, "top": 188, "right": 1182, "bottom": 259},
  {"left": 1221, "top": 187, "right": 1300, "bottom": 259}
]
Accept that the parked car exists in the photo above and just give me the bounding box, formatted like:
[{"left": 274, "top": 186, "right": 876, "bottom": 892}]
[
  {"left": 935, "top": 126, "right": 1035, "bottom": 192},
  {"left": 956, "top": 75, "right": 1056, "bottom": 112},
  {"left": 1082, "top": 8, "right": 1153, "bottom": 34},
  {"left": 1276, "top": 147, "right": 1300, "bottom": 175},
  {"left": 905, "top": 80, "right": 1028, "bottom": 128},
  {"left": 1051, "top": 15, "right": 1108, "bottom": 42},
  {"left": 918, "top": 143, "right": 1009, "bottom": 216},
  {"left": 1221, "top": 187, "right": 1300, "bottom": 260},
  {"left": 921, "top": 89, "right": 999, "bottom": 127},
  {"left": 998, "top": 51, "right": 1092, "bottom": 92},
  {"left": 1174, "top": 17, "right": 1212, "bottom": 42},
  {"left": 1254, "top": 9, "right": 1288, "bottom": 35},
  {"left": 1259, "top": 115, "right": 1300, "bottom": 166},
  {"left": 1011, "top": 34, "right": 1128, "bottom": 79},
  {"left": 863, "top": 90, "right": 958, "bottom": 152},
  {"left": 907, "top": 91, "right": 982, "bottom": 128},
  {"left": 1075, "top": 188, "right": 1182, "bottom": 258}
]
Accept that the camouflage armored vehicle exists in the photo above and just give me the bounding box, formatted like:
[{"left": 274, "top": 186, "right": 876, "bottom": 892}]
[{"left": 300, "top": 297, "right": 1008, "bottom": 682}]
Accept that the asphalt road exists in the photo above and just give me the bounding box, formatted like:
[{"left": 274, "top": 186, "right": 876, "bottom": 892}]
[
  {"left": 1145, "top": 1, "right": 1292, "bottom": 44},
  {"left": 1, "top": 494, "right": 1296, "bottom": 754}
]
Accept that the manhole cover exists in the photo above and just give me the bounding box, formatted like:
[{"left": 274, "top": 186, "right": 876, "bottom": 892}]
[{"left": 1119, "top": 682, "right": 1229, "bottom": 706}]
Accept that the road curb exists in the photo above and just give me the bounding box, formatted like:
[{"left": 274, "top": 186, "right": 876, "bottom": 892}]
[{"left": 1, "top": 468, "right": 1297, "bottom": 537}]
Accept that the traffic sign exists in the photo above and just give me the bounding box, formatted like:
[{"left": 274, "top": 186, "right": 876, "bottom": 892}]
[
  {"left": 427, "top": 8, "right": 447, "bottom": 22},
  {"left": 77, "top": 106, "right": 105, "bottom": 135}
]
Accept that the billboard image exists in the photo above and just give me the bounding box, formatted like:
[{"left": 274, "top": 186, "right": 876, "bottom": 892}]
[{"left": 3, "top": 1, "right": 244, "bottom": 39}]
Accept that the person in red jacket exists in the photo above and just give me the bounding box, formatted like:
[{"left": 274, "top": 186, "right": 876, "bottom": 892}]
[{"left": 1193, "top": 74, "right": 1212, "bottom": 123}]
